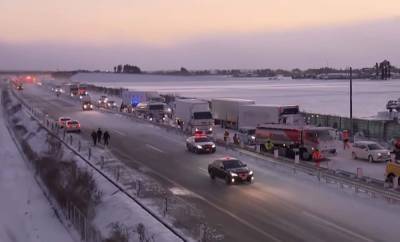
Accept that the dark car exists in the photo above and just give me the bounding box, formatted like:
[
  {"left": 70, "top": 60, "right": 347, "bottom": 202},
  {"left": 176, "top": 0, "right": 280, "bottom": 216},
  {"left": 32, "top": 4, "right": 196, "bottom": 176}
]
[{"left": 208, "top": 157, "right": 254, "bottom": 185}]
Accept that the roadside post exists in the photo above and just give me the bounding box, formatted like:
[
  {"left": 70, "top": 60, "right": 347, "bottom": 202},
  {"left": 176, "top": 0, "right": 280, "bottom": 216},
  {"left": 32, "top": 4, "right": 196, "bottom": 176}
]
[
  {"left": 274, "top": 149, "right": 279, "bottom": 158},
  {"left": 294, "top": 148, "right": 300, "bottom": 164},
  {"left": 256, "top": 144, "right": 260, "bottom": 153},
  {"left": 394, "top": 177, "right": 399, "bottom": 189},
  {"left": 356, "top": 167, "right": 363, "bottom": 178}
]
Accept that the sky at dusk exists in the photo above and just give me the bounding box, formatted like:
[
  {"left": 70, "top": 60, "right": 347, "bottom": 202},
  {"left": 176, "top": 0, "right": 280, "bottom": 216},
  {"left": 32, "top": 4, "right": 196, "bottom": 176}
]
[{"left": 0, "top": 0, "right": 400, "bottom": 70}]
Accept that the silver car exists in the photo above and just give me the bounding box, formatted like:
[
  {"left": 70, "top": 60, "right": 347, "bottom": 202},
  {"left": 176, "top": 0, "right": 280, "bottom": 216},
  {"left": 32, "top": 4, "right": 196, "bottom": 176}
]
[{"left": 352, "top": 141, "right": 391, "bottom": 162}]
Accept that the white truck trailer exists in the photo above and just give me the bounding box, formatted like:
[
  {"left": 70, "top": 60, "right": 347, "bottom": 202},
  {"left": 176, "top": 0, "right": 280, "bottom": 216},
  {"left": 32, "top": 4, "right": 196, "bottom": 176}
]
[
  {"left": 238, "top": 104, "right": 304, "bottom": 128},
  {"left": 173, "top": 98, "right": 214, "bottom": 134},
  {"left": 211, "top": 98, "right": 255, "bottom": 129}
]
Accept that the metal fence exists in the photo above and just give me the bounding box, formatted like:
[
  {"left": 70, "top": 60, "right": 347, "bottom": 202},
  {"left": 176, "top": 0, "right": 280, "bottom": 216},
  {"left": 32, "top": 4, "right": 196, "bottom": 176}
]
[
  {"left": 304, "top": 112, "right": 400, "bottom": 141},
  {"left": 9, "top": 87, "right": 187, "bottom": 242}
]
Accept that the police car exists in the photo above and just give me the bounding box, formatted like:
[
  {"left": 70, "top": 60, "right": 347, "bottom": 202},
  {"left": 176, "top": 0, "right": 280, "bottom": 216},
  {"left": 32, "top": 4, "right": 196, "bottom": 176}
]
[
  {"left": 58, "top": 117, "right": 71, "bottom": 128},
  {"left": 186, "top": 135, "right": 216, "bottom": 154},
  {"left": 65, "top": 120, "right": 81, "bottom": 132}
]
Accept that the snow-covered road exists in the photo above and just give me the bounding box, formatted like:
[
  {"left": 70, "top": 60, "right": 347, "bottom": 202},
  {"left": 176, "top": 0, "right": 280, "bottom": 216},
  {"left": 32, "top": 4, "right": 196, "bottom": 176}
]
[{"left": 16, "top": 83, "right": 400, "bottom": 242}]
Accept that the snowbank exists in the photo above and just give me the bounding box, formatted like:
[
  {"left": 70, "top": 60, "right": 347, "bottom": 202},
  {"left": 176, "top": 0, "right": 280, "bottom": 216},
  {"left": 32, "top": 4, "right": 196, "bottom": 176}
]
[{"left": 0, "top": 89, "right": 76, "bottom": 242}]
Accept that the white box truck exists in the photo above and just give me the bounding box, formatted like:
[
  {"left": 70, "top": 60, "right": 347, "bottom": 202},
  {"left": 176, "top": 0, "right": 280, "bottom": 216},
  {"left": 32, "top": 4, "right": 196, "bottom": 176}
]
[
  {"left": 211, "top": 98, "right": 255, "bottom": 129},
  {"left": 238, "top": 104, "right": 304, "bottom": 128},
  {"left": 174, "top": 98, "right": 213, "bottom": 134}
]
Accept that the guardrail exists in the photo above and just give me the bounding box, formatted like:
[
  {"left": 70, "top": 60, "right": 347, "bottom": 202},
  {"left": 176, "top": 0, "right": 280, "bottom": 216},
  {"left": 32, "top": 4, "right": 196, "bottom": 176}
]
[
  {"left": 17, "top": 85, "right": 400, "bottom": 206},
  {"left": 9, "top": 87, "right": 187, "bottom": 242}
]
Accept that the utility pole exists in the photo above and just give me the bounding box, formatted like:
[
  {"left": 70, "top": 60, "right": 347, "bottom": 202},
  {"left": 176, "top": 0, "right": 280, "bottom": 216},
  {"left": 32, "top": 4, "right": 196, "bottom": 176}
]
[{"left": 349, "top": 67, "right": 353, "bottom": 140}]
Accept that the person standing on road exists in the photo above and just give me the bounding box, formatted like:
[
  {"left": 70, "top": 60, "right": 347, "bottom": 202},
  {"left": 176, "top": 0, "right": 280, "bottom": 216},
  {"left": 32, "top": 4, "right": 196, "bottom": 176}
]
[
  {"left": 312, "top": 148, "right": 322, "bottom": 167},
  {"left": 97, "top": 128, "right": 103, "bottom": 144},
  {"left": 103, "top": 131, "right": 110, "bottom": 146},
  {"left": 91, "top": 130, "right": 97, "bottom": 146},
  {"left": 223, "top": 130, "right": 230, "bottom": 142},
  {"left": 342, "top": 130, "right": 350, "bottom": 150},
  {"left": 265, "top": 140, "right": 274, "bottom": 153}
]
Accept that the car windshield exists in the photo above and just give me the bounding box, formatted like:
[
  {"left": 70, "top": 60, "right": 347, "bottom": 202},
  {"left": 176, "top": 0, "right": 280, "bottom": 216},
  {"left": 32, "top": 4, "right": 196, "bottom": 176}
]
[
  {"left": 61, "top": 118, "right": 71, "bottom": 121},
  {"left": 247, "top": 129, "right": 256, "bottom": 135},
  {"left": 193, "top": 112, "right": 212, "bottom": 119},
  {"left": 195, "top": 137, "right": 211, "bottom": 143},
  {"left": 367, "top": 143, "right": 383, "bottom": 150},
  {"left": 223, "top": 160, "right": 245, "bottom": 169},
  {"left": 310, "top": 130, "right": 334, "bottom": 141}
]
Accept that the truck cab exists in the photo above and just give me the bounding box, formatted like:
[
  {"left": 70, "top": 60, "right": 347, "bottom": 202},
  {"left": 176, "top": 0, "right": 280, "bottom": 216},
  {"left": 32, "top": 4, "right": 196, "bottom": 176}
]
[{"left": 174, "top": 98, "right": 214, "bottom": 135}]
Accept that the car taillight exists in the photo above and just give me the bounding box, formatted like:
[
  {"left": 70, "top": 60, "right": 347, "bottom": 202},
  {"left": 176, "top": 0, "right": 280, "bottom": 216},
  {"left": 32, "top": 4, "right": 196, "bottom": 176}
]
[{"left": 77, "top": 124, "right": 80, "bottom": 128}]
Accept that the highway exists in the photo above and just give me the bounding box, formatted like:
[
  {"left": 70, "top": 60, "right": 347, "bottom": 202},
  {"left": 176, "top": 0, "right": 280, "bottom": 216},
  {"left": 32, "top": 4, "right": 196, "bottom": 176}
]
[{"left": 16, "top": 83, "right": 398, "bottom": 242}]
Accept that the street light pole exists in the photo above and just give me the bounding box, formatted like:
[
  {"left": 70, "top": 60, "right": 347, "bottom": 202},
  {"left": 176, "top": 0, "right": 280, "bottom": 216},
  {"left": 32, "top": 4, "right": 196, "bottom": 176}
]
[{"left": 349, "top": 67, "right": 353, "bottom": 140}]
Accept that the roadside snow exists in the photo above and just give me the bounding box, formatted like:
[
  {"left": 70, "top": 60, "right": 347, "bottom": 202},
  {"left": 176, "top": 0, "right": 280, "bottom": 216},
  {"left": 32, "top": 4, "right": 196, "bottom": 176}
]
[{"left": 0, "top": 99, "right": 75, "bottom": 242}]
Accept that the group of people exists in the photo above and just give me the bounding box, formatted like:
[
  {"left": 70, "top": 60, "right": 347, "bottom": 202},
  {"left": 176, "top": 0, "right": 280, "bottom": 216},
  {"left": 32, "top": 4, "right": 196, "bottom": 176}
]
[{"left": 91, "top": 128, "right": 110, "bottom": 146}]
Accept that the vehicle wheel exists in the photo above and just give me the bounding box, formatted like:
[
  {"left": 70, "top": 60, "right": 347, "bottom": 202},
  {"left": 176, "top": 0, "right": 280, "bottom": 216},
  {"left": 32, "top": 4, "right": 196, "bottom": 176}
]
[
  {"left": 225, "top": 176, "right": 232, "bottom": 185},
  {"left": 301, "top": 151, "right": 311, "bottom": 161},
  {"left": 368, "top": 155, "right": 374, "bottom": 163},
  {"left": 247, "top": 177, "right": 253, "bottom": 184},
  {"left": 386, "top": 174, "right": 395, "bottom": 184},
  {"left": 352, "top": 152, "right": 357, "bottom": 160},
  {"left": 186, "top": 144, "right": 191, "bottom": 152},
  {"left": 209, "top": 171, "right": 216, "bottom": 180}
]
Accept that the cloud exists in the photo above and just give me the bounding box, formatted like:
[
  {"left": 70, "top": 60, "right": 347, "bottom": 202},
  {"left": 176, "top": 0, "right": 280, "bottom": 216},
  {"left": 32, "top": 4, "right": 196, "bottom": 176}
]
[{"left": 1, "top": 18, "right": 400, "bottom": 70}]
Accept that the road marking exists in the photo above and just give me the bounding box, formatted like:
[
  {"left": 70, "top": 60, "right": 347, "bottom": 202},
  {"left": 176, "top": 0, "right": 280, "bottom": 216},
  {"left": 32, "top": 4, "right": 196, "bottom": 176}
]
[
  {"left": 302, "top": 211, "right": 374, "bottom": 242},
  {"left": 113, "top": 129, "right": 126, "bottom": 137},
  {"left": 145, "top": 144, "right": 164, "bottom": 153},
  {"left": 198, "top": 167, "right": 208, "bottom": 175},
  {"left": 110, "top": 148, "right": 281, "bottom": 242}
]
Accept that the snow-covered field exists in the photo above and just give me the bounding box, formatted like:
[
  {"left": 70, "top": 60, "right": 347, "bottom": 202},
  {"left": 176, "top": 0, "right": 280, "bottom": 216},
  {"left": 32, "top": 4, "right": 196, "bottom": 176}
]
[
  {"left": 0, "top": 94, "right": 75, "bottom": 242},
  {"left": 71, "top": 73, "right": 400, "bottom": 118}
]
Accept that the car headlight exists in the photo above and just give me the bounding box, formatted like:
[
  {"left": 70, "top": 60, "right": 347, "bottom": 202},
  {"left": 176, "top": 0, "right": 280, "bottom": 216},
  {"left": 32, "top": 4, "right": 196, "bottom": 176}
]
[
  {"left": 83, "top": 105, "right": 87, "bottom": 108},
  {"left": 249, "top": 171, "right": 253, "bottom": 175},
  {"left": 377, "top": 153, "right": 382, "bottom": 156},
  {"left": 196, "top": 145, "right": 202, "bottom": 149},
  {"left": 388, "top": 152, "right": 391, "bottom": 156},
  {"left": 98, "top": 100, "right": 101, "bottom": 103},
  {"left": 212, "top": 144, "right": 216, "bottom": 148},
  {"left": 90, "top": 105, "right": 93, "bottom": 108},
  {"left": 230, "top": 172, "right": 238, "bottom": 177},
  {"left": 79, "top": 96, "right": 83, "bottom": 99},
  {"left": 209, "top": 127, "right": 213, "bottom": 131},
  {"left": 251, "top": 136, "right": 256, "bottom": 140}
]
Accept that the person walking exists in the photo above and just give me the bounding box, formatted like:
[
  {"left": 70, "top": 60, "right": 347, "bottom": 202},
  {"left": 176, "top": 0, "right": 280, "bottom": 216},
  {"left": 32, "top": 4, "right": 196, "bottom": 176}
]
[
  {"left": 103, "top": 131, "right": 110, "bottom": 146},
  {"left": 96, "top": 128, "right": 103, "bottom": 144},
  {"left": 91, "top": 130, "right": 97, "bottom": 146}
]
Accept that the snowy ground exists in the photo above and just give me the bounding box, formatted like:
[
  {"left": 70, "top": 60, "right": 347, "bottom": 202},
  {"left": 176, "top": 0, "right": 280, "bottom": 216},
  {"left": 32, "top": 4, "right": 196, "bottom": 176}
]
[
  {"left": 0, "top": 92, "right": 76, "bottom": 242},
  {"left": 5, "top": 85, "right": 185, "bottom": 241},
  {"left": 71, "top": 72, "right": 400, "bottom": 118},
  {"left": 17, "top": 83, "right": 400, "bottom": 241}
]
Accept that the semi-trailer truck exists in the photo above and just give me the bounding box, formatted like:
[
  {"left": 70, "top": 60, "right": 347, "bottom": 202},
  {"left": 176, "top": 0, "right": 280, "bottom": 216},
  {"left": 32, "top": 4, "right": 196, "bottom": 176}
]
[
  {"left": 256, "top": 124, "right": 336, "bottom": 160},
  {"left": 173, "top": 98, "right": 214, "bottom": 134},
  {"left": 211, "top": 98, "right": 255, "bottom": 129}
]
